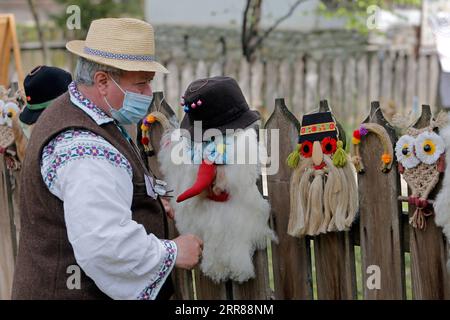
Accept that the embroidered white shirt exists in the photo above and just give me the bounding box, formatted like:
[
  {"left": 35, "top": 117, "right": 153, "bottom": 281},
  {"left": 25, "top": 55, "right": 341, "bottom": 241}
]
[{"left": 40, "top": 82, "right": 177, "bottom": 300}]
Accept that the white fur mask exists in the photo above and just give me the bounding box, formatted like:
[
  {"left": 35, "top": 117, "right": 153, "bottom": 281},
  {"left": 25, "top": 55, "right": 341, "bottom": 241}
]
[{"left": 158, "top": 127, "right": 277, "bottom": 283}]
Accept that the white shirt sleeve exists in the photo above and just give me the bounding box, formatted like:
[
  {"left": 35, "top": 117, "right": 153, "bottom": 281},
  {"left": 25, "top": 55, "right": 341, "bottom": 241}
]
[{"left": 40, "top": 129, "right": 177, "bottom": 300}]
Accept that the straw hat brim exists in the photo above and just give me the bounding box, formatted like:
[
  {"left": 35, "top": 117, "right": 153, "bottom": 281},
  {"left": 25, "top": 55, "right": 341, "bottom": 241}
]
[{"left": 66, "top": 40, "right": 169, "bottom": 74}]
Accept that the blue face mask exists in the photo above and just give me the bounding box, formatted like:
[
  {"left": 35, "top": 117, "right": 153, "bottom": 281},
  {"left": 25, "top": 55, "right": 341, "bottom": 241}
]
[{"left": 104, "top": 77, "right": 153, "bottom": 125}]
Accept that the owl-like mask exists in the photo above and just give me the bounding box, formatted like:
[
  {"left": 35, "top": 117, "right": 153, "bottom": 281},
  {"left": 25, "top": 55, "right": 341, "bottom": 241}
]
[{"left": 395, "top": 121, "right": 447, "bottom": 230}]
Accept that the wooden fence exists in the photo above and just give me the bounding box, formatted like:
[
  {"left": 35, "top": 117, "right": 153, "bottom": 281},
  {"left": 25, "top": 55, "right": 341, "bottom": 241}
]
[
  {"left": 0, "top": 92, "right": 448, "bottom": 299},
  {"left": 19, "top": 46, "right": 440, "bottom": 127},
  {"left": 144, "top": 93, "right": 450, "bottom": 300},
  {"left": 145, "top": 49, "right": 441, "bottom": 129},
  {"left": 0, "top": 46, "right": 447, "bottom": 299}
]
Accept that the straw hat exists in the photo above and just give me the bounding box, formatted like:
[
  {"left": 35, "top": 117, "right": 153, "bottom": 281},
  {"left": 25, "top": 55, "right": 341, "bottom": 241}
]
[{"left": 66, "top": 18, "right": 168, "bottom": 73}]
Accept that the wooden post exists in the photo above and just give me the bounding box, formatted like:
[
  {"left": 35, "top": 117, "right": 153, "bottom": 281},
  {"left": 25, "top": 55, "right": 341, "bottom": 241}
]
[
  {"left": 358, "top": 101, "right": 405, "bottom": 299},
  {"left": 265, "top": 98, "right": 313, "bottom": 299},
  {"left": 143, "top": 92, "right": 195, "bottom": 300},
  {"left": 408, "top": 105, "right": 450, "bottom": 299},
  {"left": 0, "top": 157, "right": 16, "bottom": 299},
  {"left": 312, "top": 100, "right": 356, "bottom": 300},
  {"left": 0, "top": 15, "right": 24, "bottom": 90}
]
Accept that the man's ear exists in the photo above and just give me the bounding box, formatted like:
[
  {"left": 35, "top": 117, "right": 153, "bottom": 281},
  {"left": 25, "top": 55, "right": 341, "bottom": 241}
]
[{"left": 93, "top": 71, "right": 109, "bottom": 96}]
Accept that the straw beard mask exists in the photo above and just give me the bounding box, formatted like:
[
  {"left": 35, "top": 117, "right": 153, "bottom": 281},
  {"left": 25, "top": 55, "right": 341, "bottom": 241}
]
[{"left": 287, "top": 111, "right": 358, "bottom": 237}]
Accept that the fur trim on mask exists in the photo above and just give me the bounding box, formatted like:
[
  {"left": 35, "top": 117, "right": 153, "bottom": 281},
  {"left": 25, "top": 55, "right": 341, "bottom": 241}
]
[{"left": 158, "top": 127, "right": 277, "bottom": 283}]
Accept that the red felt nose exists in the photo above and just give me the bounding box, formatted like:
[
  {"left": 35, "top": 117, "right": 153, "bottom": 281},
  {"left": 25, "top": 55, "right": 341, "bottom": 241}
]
[{"left": 176, "top": 161, "right": 217, "bottom": 202}]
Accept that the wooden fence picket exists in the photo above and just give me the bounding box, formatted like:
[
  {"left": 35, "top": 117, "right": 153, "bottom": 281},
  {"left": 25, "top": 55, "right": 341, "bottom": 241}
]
[
  {"left": 407, "top": 105, "right": 450, "bottom": 299},
  {"left": 357, "top": 101, "right": 405, "bottom": 299},
  {"left": 264, "top": 98, "right": 313, "bottom": 299}
]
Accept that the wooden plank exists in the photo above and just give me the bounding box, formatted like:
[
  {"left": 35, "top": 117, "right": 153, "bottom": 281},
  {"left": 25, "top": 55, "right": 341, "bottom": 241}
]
[
  {"left": 232, "top": 249, "right": 272, "bottom": 299},
  {"left": 0, "top": 17, "right": 12, "bottom": 87},
  {"left": 194, "top": 269, "right": 228, "bottom": 299},
  {"left": 304, "top": 57, "right": 318, "bottom": 112},
  {"left": 417, "top": 54, "right": 428, "bottom": 106},
  {"left": 408, "top": 105, "right": 450, "bottom": 299},
  {"left": 343, "top": 55, "right": 357, "bottom": 127},
  {"left": 264, "top": 61, "right": 279, "bottom": 116},
  {"left": 232, "top": 124, "right": 272, "bottom": 300},
  {"left": 318, "top": 58, "right": 331, "bottom": 103},
  {"left": 165, "top": 60, "right": 181, "bottom": 119},
  {"left": 380, "top": 52, "right": 393, "bottom": 105},
  {"left": 278, "top": 60, "right": 292, "bottom": 109},
  {"left": 209, "top": 61, "right": 222, "bottom": 78},
  {"left": 428, "top": 54, "right": 440, "bottom": 111},
  {"left": 0, "top": 157, "right": 16, "bottom": 300},
  {"left": 9, "top": 15, "right": 24, "bottom": 88},
  {"left": 357, "top": 54, "right": 369, "bottom": 123},
  {"left": 238, "top": 58, "right": 251, "bottom": 107},
  {"left": 224, "top": 59, "right": 238, "bottom": 80},
  {"left": 368, "top": 52, "right": 381, "bottom": 103},
  {"left": 143, "top": 92, "right": 195, "bottom": 300},
  {"left": 331, "top": 56, "right": 344, "bottom": 120},
  {"left": 265, "top": 98, "right": 313, "bottom": 299},
  {"left": 313, "top": 101, "right": 356, "bottom": 300},
  {"left": 181, "top": 62, "right": 194, "bottom": 97},
  {"left": 393, "top": 52, "right": 406, "bottom": 112},
  {"left": 195, "top": 60, "right": 208, "bottom": 79},
  {"left": 405, "top": 52, "right": 418, "bottom": 113},
  {"left": 358, "top": 101, "right": 405, "bottom": 299},
  {"left": 291, "top": 56, "right": 305, "bottom": 119},
  {"left": 250, "top": 60, "right": 264, "bottom": 113}
]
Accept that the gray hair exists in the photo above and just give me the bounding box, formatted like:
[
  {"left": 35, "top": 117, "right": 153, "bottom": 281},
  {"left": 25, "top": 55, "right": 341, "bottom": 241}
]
[{"left": 74, "top": 57, "right": 123, "bottom": 86}]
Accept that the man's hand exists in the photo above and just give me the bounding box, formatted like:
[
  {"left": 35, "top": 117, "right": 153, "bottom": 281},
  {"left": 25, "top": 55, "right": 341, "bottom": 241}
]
[
  {"left": 173, "top": 234, "right": 203, "bottom": 270},
  {"left": 161, "top": 198, "right": 175, "bottom": 219}
]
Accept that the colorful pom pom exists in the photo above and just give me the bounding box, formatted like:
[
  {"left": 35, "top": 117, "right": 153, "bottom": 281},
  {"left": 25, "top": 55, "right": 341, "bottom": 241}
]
[
  {"left": 381, "top": 153, "right": 392, "bottom": 164},
  {"left": 191, "top": 102, "right": 196, "bottom": 108},
  {"left": 353, "top": 129, "right": 361, "bottom": 140},
  {"left": 184, "top": 105, "right": 190, "bottom": 113},
  {"left": 287, "top": 144, "right": 301, "bottom": 169},
  {"left": 197, "top": 99, "right": 202, "bottom": 106},
  {"left": 141, "top": 137, "right": 150, "bottom": 145},
  {"left": 359, "top": 125, "right": 368, "bottom": 136},
  {"left": 141, "top": 124, "right": 149, "bottom": 131},
  {"left": 146, "top": 114, "right": 156, "bottom": 123},
  {"left": 332, "top": 140, "right": 347, "bottom": 167},
  {"left": 352, "top": 137, "right": 361, "bottom": 145}
]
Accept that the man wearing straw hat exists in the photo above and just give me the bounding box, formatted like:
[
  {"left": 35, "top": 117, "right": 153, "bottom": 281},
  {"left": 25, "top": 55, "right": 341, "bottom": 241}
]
[{"left": 12, "top": 18, "right": 203, "bottom": 300}]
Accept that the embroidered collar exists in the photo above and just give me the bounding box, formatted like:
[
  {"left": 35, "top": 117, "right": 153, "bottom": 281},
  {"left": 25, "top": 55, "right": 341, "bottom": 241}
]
[{"left": 68, "top": 81, "right": 114, "bottom": 125}]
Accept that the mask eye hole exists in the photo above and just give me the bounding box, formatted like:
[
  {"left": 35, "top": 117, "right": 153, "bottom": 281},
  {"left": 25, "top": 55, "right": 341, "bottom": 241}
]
[
  {"left": 395, "top": 135, "right": 420, "bottom": 169},
  {"left": 300, "top": 140, "right": 313, "bottom": 158},
  {"left": 414, "top": 131, "right": 445, "bottom": 164},
  {"left": 321, "top": 137, "right": 337, "bottom": 155}
]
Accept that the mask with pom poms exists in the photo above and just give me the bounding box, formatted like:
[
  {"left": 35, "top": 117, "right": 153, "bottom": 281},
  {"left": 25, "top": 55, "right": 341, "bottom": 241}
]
[
  {"left": 392, "top": 110, "right": 448, "bottom": 230},
  {"left": 286, "top": 111, "right": 358, "bottom": 237}
]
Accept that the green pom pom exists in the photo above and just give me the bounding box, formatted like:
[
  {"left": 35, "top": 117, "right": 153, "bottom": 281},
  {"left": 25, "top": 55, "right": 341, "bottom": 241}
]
[
  {"left": 287, "top": 144, "right": 301, "bottom": 169},
  {"left": 332, "top": 140, "right": 347, "bottom": 168}
]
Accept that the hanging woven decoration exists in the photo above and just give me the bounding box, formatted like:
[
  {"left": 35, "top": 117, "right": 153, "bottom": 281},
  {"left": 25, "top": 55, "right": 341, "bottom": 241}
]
[
  {"left": 140, "top": 111, "right": 173, "bottom": 156},
  {"left": 351, "top": 123, "right": 394, "bottom": 174},
  {"left": 0, "top": 86, "right": 23, "bottom": 170},
  {"left": 286, "top": 111, "right": 358, "bottom": 238},
  {"left": 394, "top": 112, "right": 448, "bottom": 230},
  {"left": 156, "top": 76, "right": 276, "bottom": 283}
]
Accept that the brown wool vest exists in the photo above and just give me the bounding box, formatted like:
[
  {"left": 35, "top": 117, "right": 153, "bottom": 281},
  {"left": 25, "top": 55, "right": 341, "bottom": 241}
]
[{"left": 12, "top": 92, "right": 173, "bottom": 300}]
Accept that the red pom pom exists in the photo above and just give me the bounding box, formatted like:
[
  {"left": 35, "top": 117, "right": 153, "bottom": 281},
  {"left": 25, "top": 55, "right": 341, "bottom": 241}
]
[
  {"left": 353, "top": 129, "right": 361, "bottom": 140},
  {"left": 141, "top": 137, "right": 150, "bottom": 145}
]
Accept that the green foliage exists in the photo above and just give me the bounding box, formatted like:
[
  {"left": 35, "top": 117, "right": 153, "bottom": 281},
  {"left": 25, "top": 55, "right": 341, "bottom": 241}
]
[
  {"left": 318, "top": 0, "right": 422, "bottom": 35},
  {"left": 51, "top": 0, "right": 144, "bottom": 38}
]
